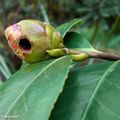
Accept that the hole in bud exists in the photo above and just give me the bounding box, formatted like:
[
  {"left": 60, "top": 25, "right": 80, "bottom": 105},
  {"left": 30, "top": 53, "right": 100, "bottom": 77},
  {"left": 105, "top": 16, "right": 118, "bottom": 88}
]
[{"left": 19, "top": 38, "right": 31, "bottom": 51}]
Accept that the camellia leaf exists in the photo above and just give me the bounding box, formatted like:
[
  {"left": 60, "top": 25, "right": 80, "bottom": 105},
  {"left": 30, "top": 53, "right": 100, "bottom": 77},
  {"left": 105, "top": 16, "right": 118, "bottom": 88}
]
[
  {"left": 57, "top": 18, "right": 83, "bottom": 37},
  {"left": 50, "top": 60, "right": 120, "bottom": 120},
  {"left": 0, "top": 56, "right": 71, "bottom": 120},
  {"left": 64, "top": 32, "right": 95, "bottom": 52}
]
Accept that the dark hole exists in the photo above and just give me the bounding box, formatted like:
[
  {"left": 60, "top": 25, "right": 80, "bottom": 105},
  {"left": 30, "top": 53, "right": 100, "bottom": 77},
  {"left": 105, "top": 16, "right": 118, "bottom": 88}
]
[{"left": 19, "top": 38, "right": 31, "bottom": 51}]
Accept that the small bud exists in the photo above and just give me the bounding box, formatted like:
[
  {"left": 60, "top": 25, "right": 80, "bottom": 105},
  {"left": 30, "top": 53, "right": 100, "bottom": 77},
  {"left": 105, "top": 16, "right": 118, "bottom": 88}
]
[
  {"left": 46, "top": 49, "right": 66, "bottom": 57},
  {"left": 71, "top": 54, "right": 90, "bottom": 61},
  {"left": 5, "top": 20, "right": 64, "bottom": 63}
]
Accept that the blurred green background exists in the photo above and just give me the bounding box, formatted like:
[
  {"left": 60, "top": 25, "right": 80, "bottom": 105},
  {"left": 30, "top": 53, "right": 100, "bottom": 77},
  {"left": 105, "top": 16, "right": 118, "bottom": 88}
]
[{"left": 0, "top": 0, "right": 120, "bottom": 81}]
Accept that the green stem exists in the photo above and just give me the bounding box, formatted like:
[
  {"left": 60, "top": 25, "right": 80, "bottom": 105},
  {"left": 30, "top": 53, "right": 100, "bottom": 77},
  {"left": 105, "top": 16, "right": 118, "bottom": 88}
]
[{"left": 47, "top": 48, "right": 120, "bottom": 61}]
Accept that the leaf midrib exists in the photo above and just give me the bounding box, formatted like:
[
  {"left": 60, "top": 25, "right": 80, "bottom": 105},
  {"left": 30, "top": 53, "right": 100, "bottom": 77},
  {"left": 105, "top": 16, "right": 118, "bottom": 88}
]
[
  {"left": 81, "top": 61, "right": 120, "bottom": 120},
  {"left": 2, "top": 57, "right": 66, "bottom": 120}
]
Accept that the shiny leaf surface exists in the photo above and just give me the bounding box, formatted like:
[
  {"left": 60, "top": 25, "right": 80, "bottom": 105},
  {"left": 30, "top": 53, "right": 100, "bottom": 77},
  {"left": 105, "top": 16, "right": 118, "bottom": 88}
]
[
  {"left": 0, "top": 56, "right": 71, "bottom": 120},
  {"left": 57, "top": 18, "right": 83, "bottom": 37},
  {"left": 64, "top": 32, "right": 95, "bottom": 52},
  {"left": 50, "top": 61, "right": 120, "bottom": 120}
]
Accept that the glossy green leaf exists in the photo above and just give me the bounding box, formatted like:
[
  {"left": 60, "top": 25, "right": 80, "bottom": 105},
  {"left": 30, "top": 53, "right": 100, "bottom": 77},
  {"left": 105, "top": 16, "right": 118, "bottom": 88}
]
[
  {"left": 64, "top": 32, "right": 95, "bottom": 52},
  {"left": 57, "top": 18, "right": 83, "bottom": 37},
  {"left": 108, "top": 35, "right": 120, "bottom": 51},
  {"left": 50, "top": 61, "right": 120, "bottom": 120},
  {"left": 0, "top": 56, "right": 71, "bottom": 120}
]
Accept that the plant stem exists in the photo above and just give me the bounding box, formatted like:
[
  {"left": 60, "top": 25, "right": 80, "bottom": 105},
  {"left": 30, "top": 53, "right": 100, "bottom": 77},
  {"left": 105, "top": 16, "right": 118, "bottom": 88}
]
[
  {"left": 88, "top": 51, "right": 120, "bottom": 61},
  {"left": 68, "top": 49, "right": 120, "bottom": 61},
  {"left": 47, "top": 48, "right": 120, "bottom": 61}
]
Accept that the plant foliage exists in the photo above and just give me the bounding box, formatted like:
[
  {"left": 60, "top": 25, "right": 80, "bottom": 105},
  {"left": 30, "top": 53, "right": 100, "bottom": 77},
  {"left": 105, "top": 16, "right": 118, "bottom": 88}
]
[{"left": 0, "top": 19, "right": 120, "bottom": 120}]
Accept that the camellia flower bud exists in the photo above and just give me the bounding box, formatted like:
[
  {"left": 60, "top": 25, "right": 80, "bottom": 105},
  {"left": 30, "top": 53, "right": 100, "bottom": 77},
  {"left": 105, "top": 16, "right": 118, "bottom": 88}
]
[
  {"left": 5, "top": 20, "right": 120, "bottom": 63},
  {"left": 5, "top": 20, "right": 64, "bottom": 63}
]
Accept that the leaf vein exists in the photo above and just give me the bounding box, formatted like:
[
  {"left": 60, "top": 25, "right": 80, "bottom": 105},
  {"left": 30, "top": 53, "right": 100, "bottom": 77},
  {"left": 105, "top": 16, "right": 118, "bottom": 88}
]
[
  {"left": 2, "top": 57, "right": 66, "bottom": 120},
  {"left": 81, "top": 61, "right": 120, "bottom": 120}
]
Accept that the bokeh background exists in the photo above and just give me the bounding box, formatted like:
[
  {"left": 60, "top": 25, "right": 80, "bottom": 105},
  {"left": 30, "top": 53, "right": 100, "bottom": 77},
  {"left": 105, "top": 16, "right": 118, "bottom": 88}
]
[{"left": 0, "top": 0, "right": 120, "bottom": 81}]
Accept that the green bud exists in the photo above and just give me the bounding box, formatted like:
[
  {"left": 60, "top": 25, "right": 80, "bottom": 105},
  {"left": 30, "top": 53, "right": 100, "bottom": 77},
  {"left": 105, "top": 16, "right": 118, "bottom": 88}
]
[
  {"left": 46, "top": 49, "right": 66, "bottom": 57},
  {"left": 5, "top": 20, "right": 64, "bottom": 63},
  {"left": 71, "top": 54, "right": 90, "bottom": 61}
]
